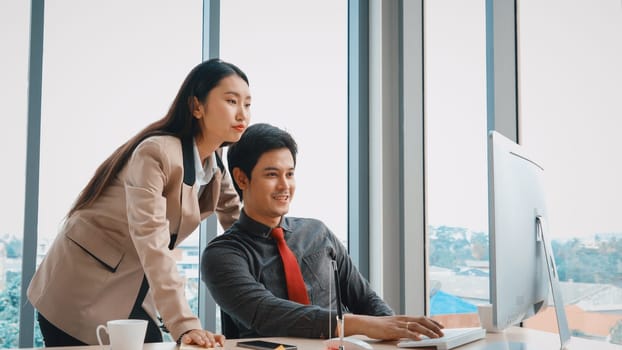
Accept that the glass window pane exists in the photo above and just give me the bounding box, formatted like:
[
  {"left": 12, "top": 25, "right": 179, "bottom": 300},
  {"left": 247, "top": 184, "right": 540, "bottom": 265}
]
[
  {"left": 0, "top": 1, "right": 31, "bottom": 347},
  {"left": 220, "top": 0, "right": 348, "bottom": 243},
  {"left": 519, "top": 1, "right": 622, "bottom": 343},
  {"left": 38, "top": 0, "right": 202, "bottom": 343},
  {"left": 424, "top": 0, "right": 488, "bottom": 322}
]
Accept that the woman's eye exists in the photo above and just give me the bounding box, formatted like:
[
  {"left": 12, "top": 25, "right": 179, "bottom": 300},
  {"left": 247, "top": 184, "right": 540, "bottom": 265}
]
[{"left": 227, "top": 99, "right": 237, "bottom": 105}]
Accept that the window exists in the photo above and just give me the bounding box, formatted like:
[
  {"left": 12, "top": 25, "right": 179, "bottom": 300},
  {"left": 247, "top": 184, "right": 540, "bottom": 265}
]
[
  {"left": 36, "top": 0, "right": 202, "bottom": 343},
  {"left": 518, "top": 1, "right": 622, "bottom": 342},
  {"left": 1, "top": 1, "right": 31, "bottom": 347},
  {"left": 38, "top": 0, "right": 202, "bottom": 250},
  {"left": 424, "top": 0, "right": 488, "bottom": 320},
  {"left": 8, "top": 0, "right": 347, "bottom": 345},
  {"left": 220, "top": 0, "right": 348, "bottom": 243}
]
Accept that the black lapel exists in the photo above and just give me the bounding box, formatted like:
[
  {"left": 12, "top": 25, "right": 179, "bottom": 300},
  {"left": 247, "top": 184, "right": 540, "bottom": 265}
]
[
  {"left": 182, "top": 136, "right": 195, "bottom": 186},
  {"left": 215, "top": 150, "right": 225, "bottom": 174}
]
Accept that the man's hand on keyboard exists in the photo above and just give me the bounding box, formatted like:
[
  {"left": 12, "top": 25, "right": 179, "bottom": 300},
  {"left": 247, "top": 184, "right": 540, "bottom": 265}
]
[{"left": 342, "top": 314, "right": 445, "bottom": 340}]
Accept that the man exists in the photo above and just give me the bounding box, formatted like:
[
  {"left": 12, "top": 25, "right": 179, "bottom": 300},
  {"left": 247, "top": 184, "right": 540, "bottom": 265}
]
[{"left": 201, "top": 123, "right": 444, "bottom": 340}]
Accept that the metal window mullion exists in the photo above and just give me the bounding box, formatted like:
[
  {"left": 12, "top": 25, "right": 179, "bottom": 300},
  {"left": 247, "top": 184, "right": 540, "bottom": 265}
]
[
  {"left": 368, "top": 0, "right": 402, "bottom": 311},
  {"left": 401, "top": 0, "right": 426, "bottom": 316},
  {"left": 198, "top": 0, "right": 220, "bottom": 332},
  {"left": 486, "top": 0, "right": 518, "bottom": 141},
  {"left": 19, "top": 0, "right": 45, "bottom": 347},
  {"left": 348, "top": 0, "right": 370, "bottom": 279}
]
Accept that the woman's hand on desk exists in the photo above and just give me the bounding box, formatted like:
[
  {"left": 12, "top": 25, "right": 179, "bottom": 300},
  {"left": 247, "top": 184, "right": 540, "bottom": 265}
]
[
  {"left": 343, "top": 314, "right": 445, "bottom": 340},
  {"left": 180, "top": 329, "right": 225, "bottom": 348}
]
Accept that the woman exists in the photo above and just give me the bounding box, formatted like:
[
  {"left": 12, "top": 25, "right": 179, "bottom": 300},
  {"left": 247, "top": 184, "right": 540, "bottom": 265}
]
[{"left": 27, "top": 58, "right": 251, "bottom": 347}]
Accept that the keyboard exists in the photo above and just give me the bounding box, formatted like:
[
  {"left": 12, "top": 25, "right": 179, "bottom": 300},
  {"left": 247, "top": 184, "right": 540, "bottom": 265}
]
[{"left": 397, "top": 327, "right": 486, "bottom": 350}]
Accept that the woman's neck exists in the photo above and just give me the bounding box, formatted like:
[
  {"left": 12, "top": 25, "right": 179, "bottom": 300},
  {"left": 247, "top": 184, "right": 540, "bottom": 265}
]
[{"left": 195, "top": 135, "right": 220, "bottom": 162}]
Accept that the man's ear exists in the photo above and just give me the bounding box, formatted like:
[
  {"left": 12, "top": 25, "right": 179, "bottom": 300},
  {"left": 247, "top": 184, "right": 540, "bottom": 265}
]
[
  {"left": 232, "top": 167, "right": 249, "bottom": 190},
  {"left": 191, "top": 96, "right": 204, "bottom": 119}
]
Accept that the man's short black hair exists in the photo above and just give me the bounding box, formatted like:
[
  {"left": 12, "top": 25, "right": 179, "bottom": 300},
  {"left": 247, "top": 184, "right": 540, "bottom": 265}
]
[{"left": 227, "top": 123, "right": 298, "bottom": 200}]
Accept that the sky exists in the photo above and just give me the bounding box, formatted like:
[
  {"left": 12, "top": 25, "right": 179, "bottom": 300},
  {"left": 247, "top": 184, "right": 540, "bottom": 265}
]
[
  {"left": 1, "top": 0, "right": 621, "bottom": 244},
  {"left": 1, "top": 0, "right": 348, "bottom": 243},
  {"left": 425, "top": 0, "right": 622, "bottom": 238}
]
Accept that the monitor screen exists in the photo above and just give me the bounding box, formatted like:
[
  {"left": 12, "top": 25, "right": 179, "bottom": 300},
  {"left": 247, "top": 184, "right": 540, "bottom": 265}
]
[{"left": 487, "top": 130, "right": 550, "bottom": 330}]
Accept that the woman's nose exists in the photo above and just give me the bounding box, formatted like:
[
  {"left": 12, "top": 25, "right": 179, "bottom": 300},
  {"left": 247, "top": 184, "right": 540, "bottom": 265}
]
[{"left": 236, "top": 105, "right": 249, "bottom": 121}]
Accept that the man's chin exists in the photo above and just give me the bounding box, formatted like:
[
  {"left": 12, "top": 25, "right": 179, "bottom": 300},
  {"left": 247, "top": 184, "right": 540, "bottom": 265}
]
[{"left": 274, "top": 205, "right": 290, "bottom": 217}]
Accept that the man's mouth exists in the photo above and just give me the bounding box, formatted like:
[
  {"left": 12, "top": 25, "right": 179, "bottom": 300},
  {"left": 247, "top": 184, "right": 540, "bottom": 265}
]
[{"left": 273, "top": 194, "right": 289, "bottom": 201}]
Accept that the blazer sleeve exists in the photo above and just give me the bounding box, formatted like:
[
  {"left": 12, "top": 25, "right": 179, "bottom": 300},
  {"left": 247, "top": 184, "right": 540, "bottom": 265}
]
[{"left": 124, "top": 138, "right": 202, "bottom": 340}]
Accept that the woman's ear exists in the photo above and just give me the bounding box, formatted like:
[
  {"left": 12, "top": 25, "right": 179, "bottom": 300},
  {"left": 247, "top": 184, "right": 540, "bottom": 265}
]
[
  {"left": 191, "top": 96, "right": 204, "bottom": 119},
  {"left": 232, "top": 167, "right": 249, "bottom": 191}
]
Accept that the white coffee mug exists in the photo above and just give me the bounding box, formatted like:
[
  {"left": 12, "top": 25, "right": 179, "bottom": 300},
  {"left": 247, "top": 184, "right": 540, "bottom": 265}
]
[{"left": 96, "top": 319, "right": 148, "bottom": 350}]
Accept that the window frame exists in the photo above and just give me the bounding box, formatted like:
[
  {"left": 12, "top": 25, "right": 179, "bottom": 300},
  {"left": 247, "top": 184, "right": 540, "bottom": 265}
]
[{"left": 16, "top": 0, "right": 520, "bottom": 345}]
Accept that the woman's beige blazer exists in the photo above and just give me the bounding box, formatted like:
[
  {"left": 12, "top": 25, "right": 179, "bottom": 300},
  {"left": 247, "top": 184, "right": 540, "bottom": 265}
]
[{"left": 27, "top": 135, "right": 241, "bottom": 344}]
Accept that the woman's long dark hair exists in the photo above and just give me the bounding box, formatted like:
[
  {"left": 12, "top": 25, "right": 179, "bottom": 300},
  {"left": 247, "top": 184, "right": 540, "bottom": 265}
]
[{"left": 67, "top": 58, "right": 248, "bottom": 217}]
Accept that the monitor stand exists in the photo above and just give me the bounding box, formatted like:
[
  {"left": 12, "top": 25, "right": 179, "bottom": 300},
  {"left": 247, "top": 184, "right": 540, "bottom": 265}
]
[{"left": 536, "top": 215, "right": 571, "bottom": 350}]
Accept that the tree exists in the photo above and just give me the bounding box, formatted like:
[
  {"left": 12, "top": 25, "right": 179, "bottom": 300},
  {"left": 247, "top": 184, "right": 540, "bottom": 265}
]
[
  {"left": 4, "top": 238, "right": 22, "bottom": 259},
  {"left": 470, "top": 232, "right": 488, "bottom": 260},
  {"left": 609, "top": 319, "right": 622, "bottom": 345},
  {"left": 0, "top": 271, "right": 43, "bottom": 348},
  {"left": 0, "top": 271, "right": 20, "bottom": 348},
  {"left": 429, "top": 225, "right": 475, "bottom": 269}
]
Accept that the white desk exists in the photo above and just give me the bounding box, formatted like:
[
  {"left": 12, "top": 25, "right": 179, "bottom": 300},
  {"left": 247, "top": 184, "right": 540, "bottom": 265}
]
[{"left": 11, "top": 327, "right": 621, "bottom": 350}]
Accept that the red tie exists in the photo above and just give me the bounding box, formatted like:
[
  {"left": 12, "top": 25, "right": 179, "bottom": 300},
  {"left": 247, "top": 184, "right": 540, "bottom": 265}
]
[{"left": 271, "top": 227, "right": 310, "bottom": 305}]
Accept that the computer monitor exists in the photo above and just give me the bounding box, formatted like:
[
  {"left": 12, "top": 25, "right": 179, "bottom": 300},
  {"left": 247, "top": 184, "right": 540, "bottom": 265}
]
[{"left": 487, "top": 130, "right": 570, "bottom": 349}]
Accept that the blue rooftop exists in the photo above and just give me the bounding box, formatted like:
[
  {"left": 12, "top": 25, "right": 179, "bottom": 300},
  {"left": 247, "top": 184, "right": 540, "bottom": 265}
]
[{"left": 430, "top": 290, "right": 478, "bottom": 315}]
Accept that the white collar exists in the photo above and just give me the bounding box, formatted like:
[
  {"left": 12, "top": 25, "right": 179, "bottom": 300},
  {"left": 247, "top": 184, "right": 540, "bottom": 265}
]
[{"left": 193, "top": 140, "right": 218, "bottom": 188}]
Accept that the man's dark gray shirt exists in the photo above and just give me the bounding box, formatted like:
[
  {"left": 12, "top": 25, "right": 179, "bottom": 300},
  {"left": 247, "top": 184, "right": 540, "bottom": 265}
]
[{"left": 201, "top": 210, "right": 394, "bottom": 338}]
